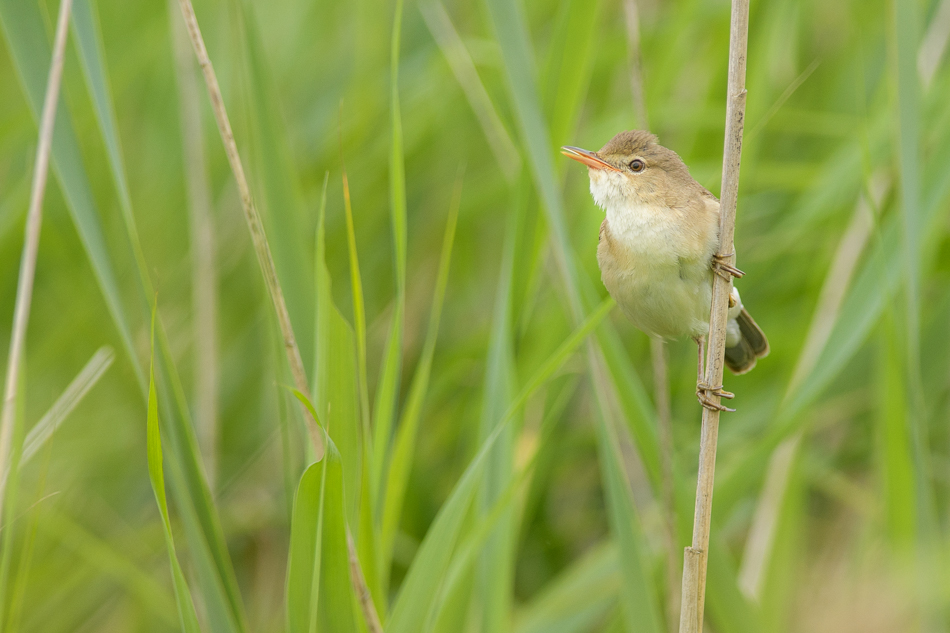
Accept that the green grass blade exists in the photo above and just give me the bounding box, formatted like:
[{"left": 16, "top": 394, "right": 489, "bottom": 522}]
[
  {"left": 70, "top": 0, "right": 152, "bottom": 302},
  {"left": 893, "top": 0, "right": 936, "bottom": 553},
  {"left": 540, "top": 0, "right": 603, "bottom": 145},
  {"left": 340, "top": 161, "right": 384, "bottom": 617},
  {"left": 373, "top": 0, "right": 408, "bottom": 515},
  {"left": 876, "top": 319, "right": 917, "bottom": 550},
  {"left": 387, "top": 298, "right": 612, "bottom": 633},
  {"left": 381, "top": 175, "right": 461, "bottom": 571},
  {"left": 589, "top": 357, "right": 663, "bottom": 633},
  {"left": 473, "top": 182, "right": 521, "bottom": 633},
  {"left": 286, "top": 440, "right": 363, "bottom": 633},
  {"left": 18, "top": 347, "right": 113, "bottom": 469},
  {"left": 483, "top": 0, "right": 583, "bottom": 321},
  {"left": 145, "top": 304, "right": 201, "bottom": 633},
  {"left": 342, "top": 159, "right": 372, "bottom": 468},
  {"left": 314, "top": 173, "right": 362, "bottom": 526}
]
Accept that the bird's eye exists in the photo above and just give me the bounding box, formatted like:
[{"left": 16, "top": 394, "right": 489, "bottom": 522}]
[{"left": 629, "top": 159, "right": 645, "bottom": 172}]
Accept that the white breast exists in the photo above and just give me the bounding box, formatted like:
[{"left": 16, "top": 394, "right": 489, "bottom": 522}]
[{"left": 595, "top": 188, "right": 718, "bottom": 340}]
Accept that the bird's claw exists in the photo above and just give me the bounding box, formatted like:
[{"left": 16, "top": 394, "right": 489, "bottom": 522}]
[
  {"left": 696, "top": 382, "right": 736, "bottom": 412},
  {"left": 712, "top": 252, "right": 745, "bottom": 282}
]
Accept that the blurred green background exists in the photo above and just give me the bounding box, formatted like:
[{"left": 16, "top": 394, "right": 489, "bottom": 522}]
[{"left": 1, "top": 0, "right": 950, "bottom": 630}]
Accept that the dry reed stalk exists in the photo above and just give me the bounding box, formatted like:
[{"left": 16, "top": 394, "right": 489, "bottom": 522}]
[
  {"left": 623, "top": 0, "right": 680, "bottom": 625},
  {"left": 174, "top": 0, "right": 322, "bottom": 458},
  {"left": 175, "top": 3, "right": 382, "bottom": 630},
  {"left": 169, "top": 0, "right": 220, "bottom": 488},
  {"left": 0, "top": 0, "right": 73, "bottom": 523},
  {"left": 678, "top": 0, "right": 750, "bottom": 630}
]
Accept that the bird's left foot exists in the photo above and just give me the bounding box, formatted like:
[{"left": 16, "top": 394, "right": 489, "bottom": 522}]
[
  {"left": 712, "top": 252, "right": 745, "bottom": 282},
  {"left": 696, "top": 381, "right": 735, "bottom": 412}
]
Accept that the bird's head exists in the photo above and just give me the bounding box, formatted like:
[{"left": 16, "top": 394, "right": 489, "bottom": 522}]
[{"left": 562, "top": 130, "right": 695, "bottom": 211}]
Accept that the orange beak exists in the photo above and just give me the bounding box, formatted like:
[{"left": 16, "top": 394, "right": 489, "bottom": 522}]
[{"left": 560, "top": 146, "right": 620, "bottom": 171}]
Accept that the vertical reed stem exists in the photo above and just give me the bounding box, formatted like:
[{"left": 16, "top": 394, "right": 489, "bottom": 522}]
[{"left": 678, "top": 0, "right": 750, "bottom": 630}]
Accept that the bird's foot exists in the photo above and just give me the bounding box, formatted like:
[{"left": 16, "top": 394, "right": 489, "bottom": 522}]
[
  {"left": 712, "top": 252, "right": 745, "bottom": 282},
  {"left": 696, "top": 381, "right": 735, "bottom": 412}
]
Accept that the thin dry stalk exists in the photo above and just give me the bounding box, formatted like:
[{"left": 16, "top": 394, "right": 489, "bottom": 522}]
[
  {"left": 622, "top": 1, "right": 679, "bottom": 624},
  {"left": 175, "top": 3, "right": 381, "bottom": 630},
  {"left": 347, "top": 531, "right": 384, "bottom": 633},
  {"left": 0, "top": 0, "right": 73, "bottom": 520},
  {"left": 175, "top": 0, "right": 322, "bottom": 459},
  {"left": 678, "top": 0, "right": 749, "bottom": 630},
  {"left": 169, "top": 0, "right": 220, "bottom": 488}
]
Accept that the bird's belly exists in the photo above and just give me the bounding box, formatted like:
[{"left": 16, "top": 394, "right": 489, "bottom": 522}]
[{"left": 600, "top": 252, "right": 712, "bottom": 340}]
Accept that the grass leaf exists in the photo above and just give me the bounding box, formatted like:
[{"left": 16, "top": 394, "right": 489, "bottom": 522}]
[{"left": 145, "top": 303, "right": 201, "bottom": 633}]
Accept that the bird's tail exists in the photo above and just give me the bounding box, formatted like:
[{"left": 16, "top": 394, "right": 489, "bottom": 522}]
[{"left": 724, "top": 308, "right": 769, "bottom": 375}]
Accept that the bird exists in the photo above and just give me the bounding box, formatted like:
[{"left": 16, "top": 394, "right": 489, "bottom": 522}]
[{"left": 561, "top": 130, "right": 768, "bottom": 411}]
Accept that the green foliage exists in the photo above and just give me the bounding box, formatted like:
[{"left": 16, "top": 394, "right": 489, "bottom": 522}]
[{"left": 1, "top": 0, "right": 950, "bottom": 631}]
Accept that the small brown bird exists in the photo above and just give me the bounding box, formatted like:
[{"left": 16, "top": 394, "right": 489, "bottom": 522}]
[{"left": 562, "top": 130, "right": 768, "bottom": 411}]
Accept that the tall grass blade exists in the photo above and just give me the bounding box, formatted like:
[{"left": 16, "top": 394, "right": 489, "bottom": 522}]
[
  {"left": 373, "top": 0, "right": 408, "bottom": 511},
  {"left": 473, "top": 178, "right": 520, "bottom": 633},
  {"left": 893, "top": 0, "right": 936, "bottom": 556},
  {"left": 145, "top": 305, "right": 201, "bottom": 633},
  {"left": 314, "top": 173, "right": 362, "bottom": 526},
  {"left": 339, "top": 159, "right": 384, "bottom": 615},
  {"left": 286, "top": 438, "right": 363, "bottom": 633},
  {"left": 386, "top": 299, "right": 613, "bottom": 633},
  {"left": 19, "top": 347, "right": 113, "bottom": 468},
  {"left": 381, "top": 175, "right": 461, "bottom": 567}
]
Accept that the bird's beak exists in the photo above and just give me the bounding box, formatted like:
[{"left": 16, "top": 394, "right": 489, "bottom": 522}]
[{"left": 560, "top": 146, "right": 620, "bottom": 172}]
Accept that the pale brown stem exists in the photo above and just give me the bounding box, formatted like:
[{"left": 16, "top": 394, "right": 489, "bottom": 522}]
[
  {"left": 0, "top": 0, "right": 73, "bottom": 523},
  {"left": 677, "top": 547, "right": 701, "bottom": 633},
  {"left": 678, "top": 0, "right": 750, "bottom": 630},
  {"left": 174, "top": 0, "right": 323, "bottom": 459},
  {"left": 169, "top": 0, "right": 220, "bottom": 488},
  {"left": 347, "top": 531, "right": 384, "bottom": 633}
]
